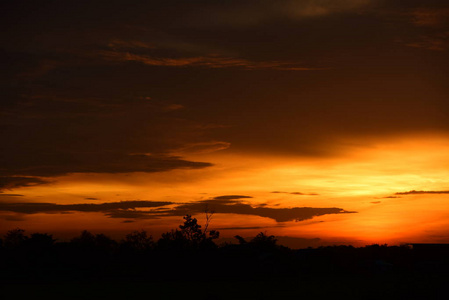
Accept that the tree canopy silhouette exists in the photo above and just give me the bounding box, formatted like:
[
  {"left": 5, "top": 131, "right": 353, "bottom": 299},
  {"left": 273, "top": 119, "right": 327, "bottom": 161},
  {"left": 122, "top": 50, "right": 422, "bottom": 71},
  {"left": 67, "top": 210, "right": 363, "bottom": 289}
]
[{"left": 158, "top": 214, "right": 219, "bottom": 250}]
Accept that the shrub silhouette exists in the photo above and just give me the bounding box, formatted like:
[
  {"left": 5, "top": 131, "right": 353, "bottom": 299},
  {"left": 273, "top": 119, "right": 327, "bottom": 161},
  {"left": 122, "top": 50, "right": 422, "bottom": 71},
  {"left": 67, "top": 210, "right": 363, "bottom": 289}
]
[
  {"left": 121, "top": 230, "right": 154, "bottom": 252},
  {"left": 3, "top": 228, "right": 27, "bottom": 249},
  {"left": 157, "top": 214, "right": 219, "bottom": 250},
  {"left": 25, "top": 233, "right": 56, "bottom": 251},
  {"left": 71, "top": 230, "right": 117, "bottom": 255},
  {"left": 250, "top": 232, "right": 277, "bottom": 247},
  {"left": 71, "top": 230, "right": 96, "bottom": 246}
]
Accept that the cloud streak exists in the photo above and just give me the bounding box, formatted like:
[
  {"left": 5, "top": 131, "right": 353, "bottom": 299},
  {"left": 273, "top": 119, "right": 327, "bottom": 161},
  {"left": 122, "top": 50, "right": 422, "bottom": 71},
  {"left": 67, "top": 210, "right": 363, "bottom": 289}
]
[
  {"left": 406, "top": 32, "right": 449, "bottom": 51},
  {"left": 0, "top": 201, "right": 173, "bottom": 215},
  {"left": 0, "top": 176, "right": 50, "bottom": 192},
  {"left": 3, "top": 154, "right": 212, "bottom": 177},
  {"left": 395, "top": 190, "right": 449, "bottom": 195},
  {"left": 0, "top": 196, "right": 355, "bottom": 223},
  {"left": 164, "top": 195, "right": 355, "bottom": 222},
  {"left": 271, "top": 191, "right": 319, "bottom": 196},
  {"left": 98, "top": 50, "right": 324, "bottom": 71},
  {"left": 410, "top": 8, "right": 449, "bottom": 28},
  {"left": 196, "top": 0, "right": 373, "bottom": 28}
]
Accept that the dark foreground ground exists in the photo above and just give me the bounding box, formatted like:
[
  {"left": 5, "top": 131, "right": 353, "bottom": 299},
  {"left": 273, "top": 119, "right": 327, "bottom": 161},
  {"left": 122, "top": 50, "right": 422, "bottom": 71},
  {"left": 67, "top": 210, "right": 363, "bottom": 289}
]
[
  {"left": 2, "top": 225, "right": 448, "bottom": 299},
  {"left": 2, "top": 243, "right": 449, "bottom": 300},
  {"left": 2, "top": 273, "right": 448, "bottom": 300}
]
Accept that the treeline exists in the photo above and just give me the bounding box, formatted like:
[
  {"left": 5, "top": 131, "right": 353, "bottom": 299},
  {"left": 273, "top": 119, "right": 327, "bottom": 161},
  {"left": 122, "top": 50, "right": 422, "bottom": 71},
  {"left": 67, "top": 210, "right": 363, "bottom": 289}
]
[{"left": 1, "top": 215, "right": 448, "bottom": 283}]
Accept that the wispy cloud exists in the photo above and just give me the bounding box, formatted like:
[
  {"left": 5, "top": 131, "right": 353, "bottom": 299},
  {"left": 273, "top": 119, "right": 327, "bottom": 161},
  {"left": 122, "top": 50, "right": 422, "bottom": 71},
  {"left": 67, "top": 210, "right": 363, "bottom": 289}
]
[
  {"left": 203, "top": 0, "right": 373, "bottom": 27},
  {"left": 285, "top": 0, "right": 372, "bottom": 18},
  {"left": 98, "top": 50, "right": 324, "bottom": 71},
  {"left": 271, "top": 191, "right": 319, "bottom": 196},
  {"left": 171, "top": 141, "right": 231, "bottom": 155},
  {"left": 0, "top": 176, "right": 50, "bottom": 192},
  {"left": 403, "top": 7, "right": 449, "bottom": 51},
  {"left": 395, "top": 190, "right": 449, "bottom": 195},
  {"left": 410, "top": 8, "right": 449, "bottom": 28},
  {"left": 406, "top": 32, "right": 449, "bottom": 51}
]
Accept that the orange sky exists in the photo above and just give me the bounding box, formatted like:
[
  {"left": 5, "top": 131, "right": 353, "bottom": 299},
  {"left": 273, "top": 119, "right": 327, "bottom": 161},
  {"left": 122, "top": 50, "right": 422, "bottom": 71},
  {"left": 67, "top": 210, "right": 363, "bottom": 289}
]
[{"left": 2, "top": 134, "right": 449, "bottom": 246}]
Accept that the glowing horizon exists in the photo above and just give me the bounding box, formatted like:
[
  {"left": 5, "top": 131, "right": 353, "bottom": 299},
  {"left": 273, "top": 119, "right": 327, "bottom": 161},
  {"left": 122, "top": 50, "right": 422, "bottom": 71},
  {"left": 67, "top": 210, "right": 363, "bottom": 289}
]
[{"left": 2, "top": 134, "right": 449, "bottom": 247}]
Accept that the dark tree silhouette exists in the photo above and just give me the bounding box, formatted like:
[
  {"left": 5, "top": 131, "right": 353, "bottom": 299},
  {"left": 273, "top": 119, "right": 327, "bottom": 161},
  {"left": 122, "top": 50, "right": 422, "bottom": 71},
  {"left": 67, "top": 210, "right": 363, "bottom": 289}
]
[
  {"left": 158, "top": 214, "right": 219, "bottom": 250},
  {"left": 179, "top": 214, "right": 204, "bottom": 241},
  {"left": 3, "top": 228, "right": 27, "bottom": 249},
  {"left": 250, "top": 232, "right": 277, "bottom": 247},
  {"left": 71, "top": 230, "right": 117, "bottom": 254},
  {"left": 26, "top": 233, "right": 56, "bottom": 249},
  {"left": 71, "top": 230, "right": 96, "bottom": 245},
  {"left": 122, "top": 230, "right": 154, "bottom": 251},
  {"left": 234, "top": 235, "right": 248, "bottom": 245}
]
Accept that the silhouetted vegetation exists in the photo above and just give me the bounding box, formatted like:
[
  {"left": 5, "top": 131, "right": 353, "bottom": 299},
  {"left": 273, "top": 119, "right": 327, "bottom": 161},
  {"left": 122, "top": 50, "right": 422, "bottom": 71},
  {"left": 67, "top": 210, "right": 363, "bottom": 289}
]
[{"left": 1, "top": 216, "right": 449, "bottom": 299}]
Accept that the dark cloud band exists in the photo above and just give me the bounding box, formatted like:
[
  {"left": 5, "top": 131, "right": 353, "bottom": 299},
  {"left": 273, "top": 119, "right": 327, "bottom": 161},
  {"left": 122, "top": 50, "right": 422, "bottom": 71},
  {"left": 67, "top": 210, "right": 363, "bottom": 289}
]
[{"left": 0, "top": 195, "right": 355, "bottom": 223}]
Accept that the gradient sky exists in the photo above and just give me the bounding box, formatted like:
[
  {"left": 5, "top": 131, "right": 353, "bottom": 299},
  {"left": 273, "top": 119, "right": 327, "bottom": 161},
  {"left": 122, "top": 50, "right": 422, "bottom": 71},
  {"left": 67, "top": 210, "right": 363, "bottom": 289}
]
[{"left": 1, "top": 0, "right": 449, "bottom": 247}]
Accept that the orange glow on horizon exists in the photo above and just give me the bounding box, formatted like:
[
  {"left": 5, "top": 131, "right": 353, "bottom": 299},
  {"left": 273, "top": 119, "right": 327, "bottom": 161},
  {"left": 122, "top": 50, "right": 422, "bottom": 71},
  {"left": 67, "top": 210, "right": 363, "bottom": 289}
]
[{"left": 2, "top": 134, "right": 449, "bottom": 247}]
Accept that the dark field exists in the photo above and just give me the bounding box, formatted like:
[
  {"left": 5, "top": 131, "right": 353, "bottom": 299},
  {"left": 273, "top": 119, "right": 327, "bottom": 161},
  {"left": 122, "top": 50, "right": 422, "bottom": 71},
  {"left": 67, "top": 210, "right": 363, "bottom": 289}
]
[
  {"left": 3, "top": 273, "right": 448, "bottom": 300},
  {"left": 2, "top": 219, "right": 449, "bottom": 300}
]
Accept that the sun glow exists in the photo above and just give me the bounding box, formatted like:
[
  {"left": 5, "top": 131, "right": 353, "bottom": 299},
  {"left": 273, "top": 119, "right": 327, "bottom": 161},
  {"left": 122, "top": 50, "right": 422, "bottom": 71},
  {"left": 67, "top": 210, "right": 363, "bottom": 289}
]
[{"left": 3, "top": 134, "right": 449, "bottom": 246}]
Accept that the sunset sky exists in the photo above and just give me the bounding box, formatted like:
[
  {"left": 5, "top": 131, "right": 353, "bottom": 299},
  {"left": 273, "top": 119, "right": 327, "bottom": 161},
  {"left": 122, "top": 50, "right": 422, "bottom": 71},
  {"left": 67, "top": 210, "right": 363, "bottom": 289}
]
[{"left": 1, "top": 0, "right": 449, "bottom": 247}]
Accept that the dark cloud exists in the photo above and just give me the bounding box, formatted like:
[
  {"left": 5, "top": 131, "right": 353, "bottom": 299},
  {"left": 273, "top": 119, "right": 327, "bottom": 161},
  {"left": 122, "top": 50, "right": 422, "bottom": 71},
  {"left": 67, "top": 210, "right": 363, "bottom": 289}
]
[
  {"left": 0, "top": 93, "right": 214, "bottom": 181},
  {"left": 211, "top": 195, "right": 253, "bottom": 202},
  {"left": 383, "top": 196, "right": 401, "bottom": 199},
  {"left": 0, "top": 214, "right": 26, "bottom": 222},
  {"left": 0, "top": 201, "right": 173, "bottom": 215},
  {"left": 371, "top": 201, "right": 382, "bottom": 204},
  {"left": 169, "top": 196, "right": 355, "bottom": 222},
  {"left": 176, "top": 203, "right": 353, "bottom": 222},
  {"left": 0, "top": 176, "right": 50, "bottom": 191},
  {"left": 85, "top": 198, "right": 99, "bottom": 201},
  {"left": 1, "top": 153, "right": 212, "bottom": 178},
  {"left": 0, "top": 194, "right": 24, "bottom": 197},
  {"left": 395, "top": 190, "right": 449, "bottom": 195},
  {"left": 1, "top": 0, "right": 449, "bottom": 182},
  {"left": 213, "top": 195, "right": 252, "bottom": 200},
  {"left": 0, "top": 196, "right": 354, "bottom": 223}
]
